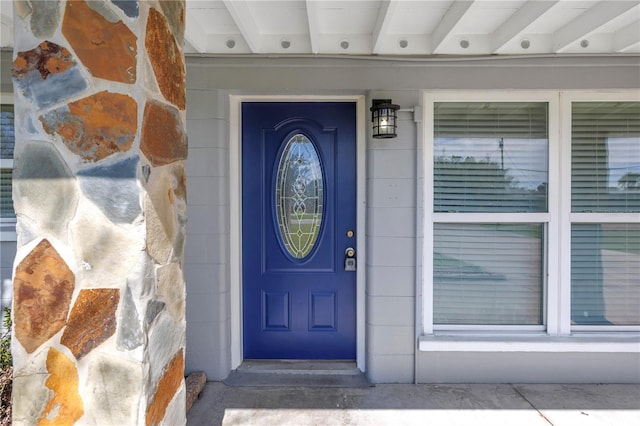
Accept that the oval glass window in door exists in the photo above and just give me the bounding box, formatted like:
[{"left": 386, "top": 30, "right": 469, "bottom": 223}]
[{"left": 275, "top": 134, "right": 324, "bottom": 259}]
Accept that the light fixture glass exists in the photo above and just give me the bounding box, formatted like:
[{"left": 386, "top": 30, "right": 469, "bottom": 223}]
[{"left": 370, "top": 99, "right": 399, "bottom": 139}]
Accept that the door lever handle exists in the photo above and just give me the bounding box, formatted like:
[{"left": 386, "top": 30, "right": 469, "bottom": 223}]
[{"left": 344, "top": 247, "right": 356, "bottom": 272}]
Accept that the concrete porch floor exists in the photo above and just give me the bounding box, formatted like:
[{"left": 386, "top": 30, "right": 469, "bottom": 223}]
[{"left": 187, "top": 382, "right": 640, "bottom": 425}]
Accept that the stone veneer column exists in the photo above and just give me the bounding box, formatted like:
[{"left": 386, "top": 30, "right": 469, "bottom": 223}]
[{"left": 10, "top": 1, "right": 187, "bottom": 425}]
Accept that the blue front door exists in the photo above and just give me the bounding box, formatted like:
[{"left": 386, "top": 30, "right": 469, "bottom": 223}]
[{"left": 242, "top": 102, "right": 357, "bottom": 359}]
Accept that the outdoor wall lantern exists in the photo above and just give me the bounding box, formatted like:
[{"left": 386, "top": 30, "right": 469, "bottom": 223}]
[{"left": 370, "top": 99, "right": 400, "bottom": 139}]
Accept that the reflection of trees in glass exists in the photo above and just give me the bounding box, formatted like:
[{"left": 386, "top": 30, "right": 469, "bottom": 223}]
[
  {"left": 434, "top": 156, "right": 547, "bottom": 212},
  {"left": 572, "top": 102, "right": 640, "bottom": 211},
  {"left": 572, "top": 137, "right": 640, "bottom": 212},
  {"left": 618, "top": 172, "right": 640, "bottom": 190}
]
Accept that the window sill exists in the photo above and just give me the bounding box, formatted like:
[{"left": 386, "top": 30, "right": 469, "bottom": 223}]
[{"left": 419, "top": 333, "right": 640, "bottom": 353}]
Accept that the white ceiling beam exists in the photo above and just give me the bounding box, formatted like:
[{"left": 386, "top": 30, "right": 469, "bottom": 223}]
[
  {"left": 553, "top": 1, "right": 640, "bottom": 52},
  {"left": 432, "top": 1, "right": 475, "bottom": 53},
  {"left": 613, "top": 20, "right": 640, "bottom": 52},
  {"left": 184, "top": 9, "right": 208, "bottom": 54},
  {"left": 306, "top": 0, "right": 321, "bottom": 55},
  {"left": 223, "top": 0, "right": 261, "bottom": 53},
  {"left": 491, "top": 1, "right": 559, "bottom": 53},
  {"left": 372, "top": 0, "right": 396, "bottom": 54}
]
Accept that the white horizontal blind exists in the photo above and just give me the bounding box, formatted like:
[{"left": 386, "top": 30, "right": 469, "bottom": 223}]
[
  {"left": 571, "top": 224, "right": 640, "bottom": 326},
  {"left": 0, "top": 169, "right": 12, "bottom": 219},
  {"left": 0, "top": 103, "right": 14, "bottom": 219},
  {"left": 434, "top": 102, "right": 548, "bottom": 213},
  {"left": 571, "top": 102, "right": 640, "bottom": 213},
  {"left": 433, "top": 223, "right": 544, "bottom": 325}
]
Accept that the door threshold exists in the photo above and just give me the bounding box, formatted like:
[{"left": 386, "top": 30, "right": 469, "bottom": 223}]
[{"left": 238, "top": 359, "right": 360, "bottom": 376}]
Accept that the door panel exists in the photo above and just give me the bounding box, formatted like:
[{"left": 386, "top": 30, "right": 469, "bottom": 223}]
[{"left": 242, "top": 102, "right": 356, "bottom": 359}]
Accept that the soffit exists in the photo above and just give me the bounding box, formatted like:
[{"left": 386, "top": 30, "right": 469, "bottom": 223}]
[{"left": 0, "top": 1, "right": 638, "bottom": 57}]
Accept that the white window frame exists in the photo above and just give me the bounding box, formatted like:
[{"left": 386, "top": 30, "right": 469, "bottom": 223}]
[
  {"left": 422, "top": 91, "right": 560, "bottom": 336},
  {"left": 419, "top": 90, "right": 640, "bottom": 352},
  {"left": 561, "top": 91, "right": 640, "bottom": 334},
  {"left": 0, "top": 92, "right": 15, "bottom": 242}
]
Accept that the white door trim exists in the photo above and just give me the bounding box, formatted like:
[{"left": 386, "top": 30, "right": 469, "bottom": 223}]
[{"left": 229, "top": 95, "right": 367, "bottom": 371}]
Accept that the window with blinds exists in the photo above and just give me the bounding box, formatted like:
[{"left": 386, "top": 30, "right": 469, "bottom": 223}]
[
  {"left": 571, "top": 101, "right": 640, "bottom": 327},
  {"left": 434, "top": 223, "right": 544, "bottom": 325},
  {"left": 571, "top": 224, "right": 640, "bottom": 326},
  {"left": 0, "top": 103, "right": 14, "bottom": 219},
  {"left": 432, "top": 101, "right": 549, "bottom": 327},
  {"left": 572, "top": 102, "right": 640, "bottom": 213},
  {"left": 434, "top": 102, "right": 548, "bottom": 213}
]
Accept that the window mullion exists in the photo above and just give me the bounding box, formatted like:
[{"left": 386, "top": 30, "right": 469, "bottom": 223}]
[
  {"left": 570, "top": 213, "right": 640, "bottom": 223},
  {"left": 546, "top": 93, "right": 562, "bottom": 335},
  {"left": 423, "top": 98, "right": 435, "bottom": 335},
  {"left": 557, "top": 92, "right": 573, "bottom": 334}
]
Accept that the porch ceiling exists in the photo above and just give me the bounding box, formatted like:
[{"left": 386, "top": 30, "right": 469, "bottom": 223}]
[{"left": 1, "top": 1, "right": 639, "bottom": 56}]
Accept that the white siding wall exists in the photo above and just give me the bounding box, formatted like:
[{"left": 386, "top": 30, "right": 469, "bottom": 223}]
[
  {"left": 184, "top": 88, "right": 231, "bottom": 380},
  {"left": 366, "top": 90, "right": 419, "bottom": 382},
  {"left": 419, "top": 352, "right": 640, "bottom": 383}
]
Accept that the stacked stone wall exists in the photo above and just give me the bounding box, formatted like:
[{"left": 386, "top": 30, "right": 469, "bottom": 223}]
[{"left": 10, "top": 1, "right": 187, "bottom": 424}]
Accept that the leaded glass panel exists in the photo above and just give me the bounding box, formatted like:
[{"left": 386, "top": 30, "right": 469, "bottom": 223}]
[{"left": 275, "top": 134, "right": 324, "bottom": 259}]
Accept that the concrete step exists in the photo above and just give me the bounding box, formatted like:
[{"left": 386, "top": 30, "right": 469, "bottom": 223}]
[
  {"left": 237, "top": 360, "right": 361, "bottom": 376},
  {"left": 224, "top": 360, "right": 372, "bottom": 388}
]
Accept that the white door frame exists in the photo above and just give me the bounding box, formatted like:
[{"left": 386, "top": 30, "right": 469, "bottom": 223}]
[{"left": 229, "top": 95, "right": 367, "bottom": 371}]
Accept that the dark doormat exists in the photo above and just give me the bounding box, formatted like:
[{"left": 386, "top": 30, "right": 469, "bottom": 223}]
[
  {"left": 223, "top": 370, "right": 373, "bottom": 388},
  {"left": 223, "top": 360, "right": 373, "bottom": 388}
]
